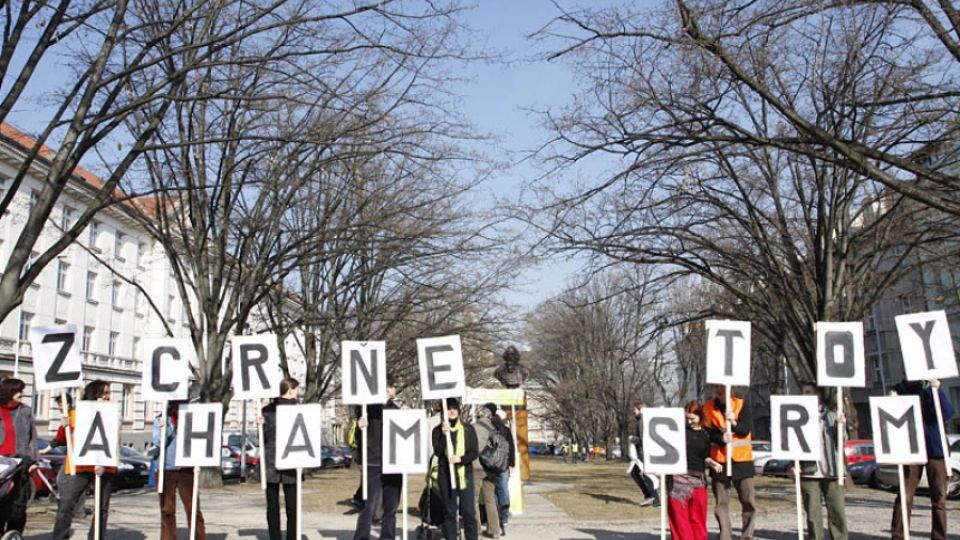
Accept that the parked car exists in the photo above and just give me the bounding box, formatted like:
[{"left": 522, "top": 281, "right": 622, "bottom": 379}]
[
  {"left": 527, "top": 443, "right": 545, "bottom": 455},
  {"left": 116, "top": 447, "right": 151, "bottom": 489},
  {"left": 221, "top": 447, "right": 246, "bottom": 480},
  {"left": 751, "top": 441, "right": 773, "bottom": 474},
  {"left": 844, "top": 439, "right": 875, "bottom": 467},
  {"left": 223, "top": 432, "right": 260, "bottom": 457},
  {"left": 334, "top": 446, "right": 353, "bottom": 468},
  {"left": 225, "top": 445, "right": 260, "bottom": 468},
  {"left": 873, "top": 435, "right": 960, "bottom": 497},
  {"left": 763, "top": 458, "right": 792, "bottom": 477},
  {"left": 848, "top": 459, "right": 879, "bottom": 486}
]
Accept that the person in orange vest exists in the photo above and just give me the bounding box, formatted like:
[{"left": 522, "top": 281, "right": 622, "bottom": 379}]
[
  {"left": 52, "top": 381, "right": 117, "bottom": 540},
  {"left": 702, "top": 384, "right": 756, "bottom": 540}
]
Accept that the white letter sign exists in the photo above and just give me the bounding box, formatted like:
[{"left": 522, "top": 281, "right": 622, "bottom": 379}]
[
  {"left": 142, "top": 338, "right": 193, "bottom": 402},
  {"left": 417, "top": 335, "right": 465, "bottom": 400},
  {"left": 29, "top": 324, "right": 83, "bottom": 391},
  {"left": 895, "top": 310, "right": 958, "bottom": 381},
  {"left": 276, "top": 404, "right": 324, "bottom": 470},
  {"left": 73, "top": 401, "right": 120, "bottom": 467},
  {"left": 771, "top": 396, "right": 820, "bottom": 461},
  {"left": 341, "top": 341, "right": 387, "bottom": 405},
  {"left": 231, "top": 335, "right": 282, "bottom": 400},
  {"left": 175, "top": 403, "right": 223, "bottom": 467},
  {"left": 383, "top": 409, "right": 429, "bottom": 475},
  {"left": 705, "top": 320, "right": 751, "bottom": 386},
  {"left": 870, "top": 396, "right": 927, "bottom": 464},
  {"left": 642, "top": 408, "right": 687, "bottom": 475},
  {"left": 816, "top": 322, "right": 866, "bottom": 387}
]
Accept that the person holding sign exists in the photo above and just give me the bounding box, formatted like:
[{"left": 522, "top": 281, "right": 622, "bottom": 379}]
[
  {"left": 667, "top": 401, "right": 721, "bottom": 540},
  {"left": 433, "top": 398, "right": 480, "bottom": 540},
  {"left": 352, "top": 374, "right": 402, "bottom": 540},
  {"left": 796, "top": 383, "right": 848, "bottom": 540},
  {"left": 262, "top": 378, "right": 301, "bottom": 540},
  {"left": 0, "top": 378, "right": 39, "bottom": 535},
  {"left": 154, "top": 400, "right": 206, "bottom": 540},
  {"left": 630, "top": 401, "right": 660, "bottom": 507},
  {"left": 889, "top": 378, "right": 954, "bottom": 540},
  {"left": 702, "top": 385, "right": 756, "bottom": 540},
  {"left": 53, "top": 381, "right": 116, "bottom": 540}
]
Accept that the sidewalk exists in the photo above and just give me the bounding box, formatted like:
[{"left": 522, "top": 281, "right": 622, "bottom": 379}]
[{"left": 24, "top": 479, "right": 950, "bottom": 539}]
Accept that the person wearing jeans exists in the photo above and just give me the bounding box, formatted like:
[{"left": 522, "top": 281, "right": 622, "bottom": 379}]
[
  {"left": 890, "top": 378, "right": 954, "bottom": 540},
  {"left": 352, "top": 374, "right": 402, "bottom": 540}
]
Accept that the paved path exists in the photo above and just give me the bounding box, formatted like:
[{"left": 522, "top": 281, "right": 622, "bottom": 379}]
[{"left": 22, "top": 481, "right": 958, "bottom": 539}]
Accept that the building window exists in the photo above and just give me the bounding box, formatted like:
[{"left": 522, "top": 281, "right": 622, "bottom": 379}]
[
  {"left": 111, "top": 280, "right": 122, "bottom": 308},
  {"left": 17, "top": 311, "right": 33, "bottom": 341},
  {"left": 132, "top": 337, "right": 140, "bottom": 359},
  {"left": 114, "top": 232, "right": 125, "bottom": 260},
  {"left": 54, "top": 318, "right": 67, "bottom": 326},
  {"left": 82, "top": 326, "right": 94, "bottom": 351},
  {"left": 134, "top": 289, "right": 144, "bottom": 317},
  {"left": 167, "top": 295, "right": 176, "bottom": 320},
  {"left": 86, "top": 271, "right": 97, "bottom": 300},
  {"left": 108, "top": 331, "right": 119, "bottom": 356},
  {"left": 31, "top": 391, "right": 48, "bottom": 420},
  {"left": 88, "top": 221, "right": 100, "bottom": 250},
  {"left": 60, "top": 206, "right": 74, "bottom": 231},
  {"left": 121, "top": 385, "right": 134, "bottom": 419},
  {"left": 28, "top": 190, "right": 39, "bottom": 214},
  {"left": 57, "top": 261, "right": 70, "bottom": 292},
  {"left": 137, "top": 242, "right": 146, "bottom": 267}
]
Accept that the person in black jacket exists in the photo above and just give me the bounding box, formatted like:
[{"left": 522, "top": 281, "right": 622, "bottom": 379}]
[
  {"left": 489, "top": 407, "right": 515, "bottom": 535},
  {"left": 353, "top": 374, "right": 402, "bottom": 540},
  {"left": 262, "top": 378, "right": 301, "bottom": 540},
  {"left": 433, "top": 398, "right": 479, "bottom": 540},
  {"left": 630, "top": 401, "right": 659, "bottom": 507}
]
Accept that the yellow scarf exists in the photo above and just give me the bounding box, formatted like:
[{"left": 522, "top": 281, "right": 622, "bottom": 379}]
[{"left": 450, "top": 420, "right": 467, "bottom": 491}]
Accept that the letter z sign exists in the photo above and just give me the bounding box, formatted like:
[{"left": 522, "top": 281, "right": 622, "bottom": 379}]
[{"left": 29, "top": 324, "right": 83, "bottom": 391}]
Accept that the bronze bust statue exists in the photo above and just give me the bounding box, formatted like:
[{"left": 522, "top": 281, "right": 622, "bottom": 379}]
[{"left": 494, "top": 345, "right": 529, "bottom": 388}]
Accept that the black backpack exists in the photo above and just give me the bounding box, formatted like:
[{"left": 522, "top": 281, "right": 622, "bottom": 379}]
[{"left": 479, "top": 428, "right": 510, "bottom": 473}]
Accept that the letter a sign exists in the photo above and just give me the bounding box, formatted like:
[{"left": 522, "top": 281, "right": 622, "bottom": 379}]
[
  {"left": 705, "top": 320, "right": 751, "bottom": 386},
  {"left": 816, "top": 322, "right": 866, "bottom": 387},
  {"left": 770, "top": 396, "right": 820, "bottom": 461},
  {"left": 417, "top": 336, "right": 465, "bottom": 400},
  {"left": 29, "top": 324, "right": 83, "bottom": 391},
  {"left": 642, "top": 408, "right": 687, "bottom": 475},
  {"left": 341, "top": 341, "right": 387, "bottom": 405},
  {"left": 383, "top": 409, "right": 429, "bottom": 475},
  {"left": 142, "top": 338, "right": 193, "bottom": 401},
  {"left": 231, "top": 335, "right": 282, "bottom": 400},
  {"left": 870, "top": 396, "right": 927, "bottom": 465},
  {"left": 276, "top": 404, "right": 324, "bottom": 470},
  {"left": 73, "top": 401, "right": 120, "bottom": 467},
  {"left": 895, "top": 310, "right": 958, "bottom": 381}
]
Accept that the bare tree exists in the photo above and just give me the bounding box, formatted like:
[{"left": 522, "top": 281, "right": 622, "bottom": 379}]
[
  {"left": 526, "top": 1, "right": 955, "bottom": 433},
  {"left": 526, "top": 269, "right": 669, "bottom": 458}
]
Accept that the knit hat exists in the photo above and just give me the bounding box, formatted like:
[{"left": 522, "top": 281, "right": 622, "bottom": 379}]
[{"left": 483, "top": 402, "right": 498, "bottom": 416}]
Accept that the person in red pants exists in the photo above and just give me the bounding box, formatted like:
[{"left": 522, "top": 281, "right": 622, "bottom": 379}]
[{"left": 668, "top": 401, "right": 722, "bottom": 540}]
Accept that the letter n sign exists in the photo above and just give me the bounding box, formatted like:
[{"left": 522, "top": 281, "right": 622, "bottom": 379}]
[
  {"left": 383, "top": 409, "right": 429, "bottom": 475},
  {"left": 276, "top": 404, "right": 324, "bottom": 470},
  {"left": 73, "top": 401, "right": 120, "bottom": 467},
  {"left": 29, "top": 324, "right": 83, "bottom": 391},
  {"left": 895, "top": 310, "right": 959, "bottom": 381},
  {"left": 175, "top": 403, "right": 223, "bottom": 467},
  {"left": 642, "top": 408, "right": 687, "bottom": 475},
  {"left": 815, "top": 322, "right": 866, "bottom": 388},
  {"left": 141, "top": 338, "right": 193, "bottom": 402},
  {"left": 770, "top": 396, "right": 820, "bottom": 461},
  {"left": 870, "top": 396, "right": 927, "bottom": 465},
  {"left": 705, "top": 320, "right": 751, "bottom": 386},
  {"left": 341, "top": 341, "right": 387, "bottom": 405},
  {"left": 417, "top": 335, "right": 465, "bottom": 400},
  {"left": 231, "top": 335, "right": 282, "bottom": 400}
]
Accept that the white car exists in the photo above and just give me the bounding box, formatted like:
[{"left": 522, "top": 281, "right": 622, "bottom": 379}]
[
  {"left": 752, "top": 441, "right": 773, "bottom": 475},
  {"left": 873, "top": 435, "right": 960, "bottom": 497}
]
